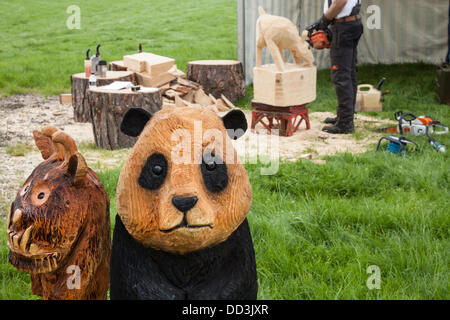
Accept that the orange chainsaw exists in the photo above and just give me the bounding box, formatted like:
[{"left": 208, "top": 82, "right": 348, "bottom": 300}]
[
  {"left": 306, "top": 23, "right": 332, "bottom": 50},
  {"left": 379, "top": 111, "right": 449, "bottom": 136}
]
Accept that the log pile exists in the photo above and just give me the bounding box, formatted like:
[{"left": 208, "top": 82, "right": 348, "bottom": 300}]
[
  {"left": 108, "top": 55, "right": 238, "bottom": 113},
  {"left": 159, "top": 77, "right": 237, "bottom": 113},
  {"left": 108, "top": 52, "right": 239, "bottom": 114}
]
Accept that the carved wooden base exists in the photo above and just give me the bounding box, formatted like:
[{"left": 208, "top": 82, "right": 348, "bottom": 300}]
[{"left": 253, "top": 64, "right": 316, "bottom": 107}]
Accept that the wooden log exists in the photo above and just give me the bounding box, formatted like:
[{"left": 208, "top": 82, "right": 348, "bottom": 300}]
[
  {"left": 71, "top": 71, "right": 135, "bottom": 123},
  {"left": 87, "top": 87, "right": 162, "bottom": 149},
  {"left": 186, "top": 60, "right": 246, "bottom": 103}
]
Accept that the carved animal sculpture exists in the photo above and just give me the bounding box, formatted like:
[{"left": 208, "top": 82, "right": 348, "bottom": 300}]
[
  {"left": 7, "top": 126, "right": 111, "bottom": 300},
  {"left": 256, "top": 6, "right": 314, "bottom": 71},
  {"left": 110, "top": 106, "right": 257, "bottom": 299}
]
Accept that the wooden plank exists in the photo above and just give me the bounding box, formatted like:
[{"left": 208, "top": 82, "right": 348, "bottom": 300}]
[
  {"left": 136, "top": 72, "right": 176, "bottom": 88},
  {"left": 59, "top": 94, "right": 72, "bottom": 105}
]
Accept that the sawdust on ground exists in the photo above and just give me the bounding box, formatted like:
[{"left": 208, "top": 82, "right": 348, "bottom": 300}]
[{"left": 0, "top": 94, "right": 394, "bottom": 215}]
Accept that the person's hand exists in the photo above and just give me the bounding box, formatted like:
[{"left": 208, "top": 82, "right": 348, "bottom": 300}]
[{"left": 315, "top": 14, "right": 332, "bottom": 31}]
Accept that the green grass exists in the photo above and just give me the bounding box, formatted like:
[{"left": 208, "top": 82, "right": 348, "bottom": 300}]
[
  {"left": 0, "top": 0, "right": 237, "bottom": 96},
  {"left": 0, "top": 0, "right": 449, "bottom": 300},
  {"left": 5, "top": 142, "right": 34, "bottom": 157}
]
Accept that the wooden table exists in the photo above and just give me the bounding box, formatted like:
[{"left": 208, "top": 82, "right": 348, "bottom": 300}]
[
  {"left": 71, "top": 71, "right": 135, "bottom": 123},
  {"left": 87, "top": 87, "right": 162, "bottom": 149}
]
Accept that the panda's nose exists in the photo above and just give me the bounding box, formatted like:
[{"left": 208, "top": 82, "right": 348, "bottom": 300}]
[{"left": 172, "top": 196, "right": 198, "bottom": 213}]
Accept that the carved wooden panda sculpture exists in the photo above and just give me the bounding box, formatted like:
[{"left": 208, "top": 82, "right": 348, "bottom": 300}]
[
  {"left": 110, "top": 106, "right": 257, "bottom": 299},
  {"left": 7, "top": 126, "right": 111, "bottom": 300}
]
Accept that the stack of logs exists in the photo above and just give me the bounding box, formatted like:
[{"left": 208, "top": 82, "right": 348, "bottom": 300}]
[
  {"left": 109, "top": 57, "right": 238, "bottom": 113},
  {"left": 160, "top": 77, "right": 237, "bottom": 112}
]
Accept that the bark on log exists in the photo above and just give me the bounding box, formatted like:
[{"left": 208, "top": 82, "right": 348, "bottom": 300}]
[
  {"left": 71, "top": 71, "right": 135, "bottom": 123},
  {"left": 87, "top": 88, "right": 162, "bottom": 149},
  {"left": 186, "top": 60, "right": 245, "bottom": 103}
]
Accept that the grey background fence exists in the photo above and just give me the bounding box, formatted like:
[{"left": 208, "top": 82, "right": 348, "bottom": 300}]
[{"left": 237, "top": 0, "right": 449, "bottom": 84}]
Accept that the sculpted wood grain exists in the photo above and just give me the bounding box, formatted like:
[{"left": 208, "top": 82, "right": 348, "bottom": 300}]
[
  {"left": 7, "top": 126, "right": 111, "bottom": 300},
  {"left": 256, "top": 7, "right": 314, "bottom": 71},
  {"left": 111, "top": 106, "right": 257, "bottom": 299}
]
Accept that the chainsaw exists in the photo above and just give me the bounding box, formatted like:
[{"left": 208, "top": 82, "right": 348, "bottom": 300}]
[
  {"left": 379, "top": 111, "right": 449, "bottom": 136},
  {"left": 305, "top": 23, "right": 332, "bottom": 50},
  {"left": 376, "top": 135, "right": 418, "bottom": 156}
]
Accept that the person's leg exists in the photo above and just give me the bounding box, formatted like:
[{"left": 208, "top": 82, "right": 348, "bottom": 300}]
[
  {"left": 333, "top": 46, "right": 355, "bottom": 127},
  {"left": 324, "top": 21, "right": 363, "bottom": 133}
]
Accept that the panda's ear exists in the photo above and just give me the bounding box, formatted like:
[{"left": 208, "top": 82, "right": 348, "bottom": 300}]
[
  {"left": 120, "top": 108, "right": 152, "bottom": 137},
  {"left": 221, "top": 109, "right": 248, "bottom": 140}
]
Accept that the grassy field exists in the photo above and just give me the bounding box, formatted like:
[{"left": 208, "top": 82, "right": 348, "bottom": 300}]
[{"left": 0, "top": 0, "right": 449, "bottom": 300}]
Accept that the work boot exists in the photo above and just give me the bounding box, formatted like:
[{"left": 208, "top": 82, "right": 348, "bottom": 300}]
[
  {"left": 323, "top": 117, "right": 338, "bottom": 125},
  {"left": 322, "top": 121, "right": 354, "bottom": 134}
]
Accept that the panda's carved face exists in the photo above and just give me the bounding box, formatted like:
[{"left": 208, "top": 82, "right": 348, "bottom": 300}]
[{"left": 117, "top": 106, "right": 252, "bottom": 254}]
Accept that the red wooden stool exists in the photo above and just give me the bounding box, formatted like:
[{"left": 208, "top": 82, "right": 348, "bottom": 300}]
[{"left": 250, "top": 102, "right": 310, "bottom": 137}]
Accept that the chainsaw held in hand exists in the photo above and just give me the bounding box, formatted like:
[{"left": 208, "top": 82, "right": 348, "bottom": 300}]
[
  {"left": 305, "top": 23, "right": 332, "bottom": 50},
  {"left": 379, "top": 111, "right": 449, "bottom": 136}
]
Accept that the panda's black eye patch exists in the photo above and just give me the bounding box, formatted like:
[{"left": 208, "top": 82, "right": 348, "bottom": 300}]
[
  {"left": 138, "top": 153, "right": 168, "bottom": 190},
  {"left": 201, "top": 153, "right": 228, "bottom": 193}
]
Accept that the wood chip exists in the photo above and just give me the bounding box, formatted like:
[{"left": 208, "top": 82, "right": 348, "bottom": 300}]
[
  {"left": 177, "top": 77, "right": 200, "bottom": 89},
  {"left": 209, "top": 94, "right": 217, "bottom": 104},
  {"left": 221, "top": 94, "right": 236, "bottom": 109},
  {"left": 299, "top": 154, "right": 313, "bottom": 160},
  {"left": 215, "top": 98, "right": 230, "bottom": 112},
  {"left": 194, "top": 88, "right": 213, "bottom": 106}
]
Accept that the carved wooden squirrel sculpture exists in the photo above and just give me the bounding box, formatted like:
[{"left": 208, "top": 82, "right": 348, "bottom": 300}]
[
  {"left": 110, "top": 106, "right": 257, "bottom": 299},
  {"left": 7, "top": 126, "right": 111, "bottom": 300},
  {"left": 256, "top": 6, "right": 314, "bottom": 71}
]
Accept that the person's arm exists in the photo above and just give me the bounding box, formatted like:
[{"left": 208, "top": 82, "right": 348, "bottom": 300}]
[
  {"left": 324, "top": 0, "right": 348, "bottom": 20},
  {"left": 316, "top": 0, "right": 348, "bottom": 30}
]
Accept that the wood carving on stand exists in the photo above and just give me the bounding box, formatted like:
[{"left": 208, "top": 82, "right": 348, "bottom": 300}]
[
  {"left": 110, "top": 106, "right": 257, "bottom": 299},
  {"left": 87, "top": 87, "right": 162, "bottom": 150},
  {"left": 71, "top": 71, "right": 135, "bottom": 123},
  {"left": 256, "top": 6, "right": 314, "bottom": 70},
  {"left": 253, "top": 6, "right": 317, "bottom": 117},
  {"left": 187, "top": 60, "right": 246, "bottom": 103},
  {"left": 7, "top": 126, "right": 111, "bottom": 300}
]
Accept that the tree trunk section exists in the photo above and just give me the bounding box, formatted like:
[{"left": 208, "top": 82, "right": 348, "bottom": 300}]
[
  {"left": 71, "top": 71, "right": 135, "bottom": 123},
  {"left": 187, "top": 60, "right": 245, "bottom": 103},
  {"left": 87, "top": 88, "right": 162, "bottom": 150}
]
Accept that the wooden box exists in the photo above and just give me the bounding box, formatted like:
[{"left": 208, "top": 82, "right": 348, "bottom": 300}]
[
  {"left": 253, "top": 64, "right": 316, "bottom": 107},
  {"left": 123, "top": 52, "right": 175, "bottom": 75}
]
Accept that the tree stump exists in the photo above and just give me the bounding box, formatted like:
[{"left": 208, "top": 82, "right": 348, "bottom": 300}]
[
  {"left": 187, "top": 60, "right": 245, "bottom": 103},
  {"left": 71, "top": 71, "right": 135, "bottom": 123},
  {"left": 87, "top": 88, "right": 162, "bottom": 149}
]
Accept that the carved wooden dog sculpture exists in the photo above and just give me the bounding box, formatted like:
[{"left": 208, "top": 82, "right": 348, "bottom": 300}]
[
  {"left": 256, "top": 6, "right": 314, "bottom": 71},
  {"left": 7, "top": 126, "right": 111, "bottom": 300},
  {"left": 110, "top": 106, "right": 257, "bottom": 299}
]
